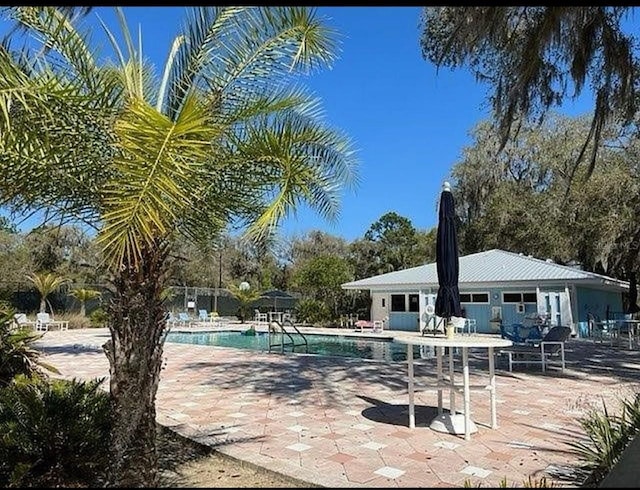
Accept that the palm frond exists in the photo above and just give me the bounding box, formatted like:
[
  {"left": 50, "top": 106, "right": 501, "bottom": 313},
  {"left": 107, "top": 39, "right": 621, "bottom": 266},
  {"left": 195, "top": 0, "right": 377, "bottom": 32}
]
[
  {"left": 165, "top": 6, "right": 246, "bottom": 120},
  {"left": 165, "top": 7, "right": 338, "bottom": 120},
  {"left": 98, "top": 92, "right": 221, "bottom": 268},
  {"left": 98, "top": 8, "right": 146, "bottom": 99},
  {"left": 207, "top": 7, "right": 338, "bottom": 108},
  {"left": 230, "top": 110, "right": 358, "bottom": 238}
]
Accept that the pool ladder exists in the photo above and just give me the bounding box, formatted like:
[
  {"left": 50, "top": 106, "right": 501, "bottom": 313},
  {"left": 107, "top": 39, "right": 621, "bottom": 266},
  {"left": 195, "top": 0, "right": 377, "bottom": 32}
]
[{"left": 268, "top": 318, "right": 308, "bottom": 354}]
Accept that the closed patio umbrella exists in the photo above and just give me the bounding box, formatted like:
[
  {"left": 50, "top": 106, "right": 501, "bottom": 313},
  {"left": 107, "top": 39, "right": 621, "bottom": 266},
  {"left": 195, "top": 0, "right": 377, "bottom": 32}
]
[
  {"left": 434, "top": 181, "right": 462, "bottom": 326},
  {"left": 430, "top": 181, "right": 475, "bottom": 436}
]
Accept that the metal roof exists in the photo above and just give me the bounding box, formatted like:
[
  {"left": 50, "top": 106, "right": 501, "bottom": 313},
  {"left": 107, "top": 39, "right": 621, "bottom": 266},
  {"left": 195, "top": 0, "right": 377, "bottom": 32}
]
[{"left": 342, "top": 249, "right": 629, "bottom": 291}]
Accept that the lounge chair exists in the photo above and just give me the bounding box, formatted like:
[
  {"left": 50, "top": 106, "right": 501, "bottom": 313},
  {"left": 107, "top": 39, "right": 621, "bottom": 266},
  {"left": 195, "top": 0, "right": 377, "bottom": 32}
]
[
  {"left": 198, "top": 309, "right": 209, "bottom": 322},
  {"left": 354, "top": 320, "right": 383, "bottom": 333},
  {"left": 35, "top": 312, "right": 69, "bottom": 332},
  {"left": 11, "top": 313, "right": 34, "bottom": 330},
  {"left": 498, "top": 325, "right": 572, "bottom": 373},
  {"left": 177, "top": 312, "right": 193, "bottom": 327}
]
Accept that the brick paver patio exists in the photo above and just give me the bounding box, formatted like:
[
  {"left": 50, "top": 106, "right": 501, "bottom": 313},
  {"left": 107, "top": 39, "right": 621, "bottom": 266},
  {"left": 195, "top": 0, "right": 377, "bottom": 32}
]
[{"left": 35, "top": 327, "right": 640, "bottom": 488}]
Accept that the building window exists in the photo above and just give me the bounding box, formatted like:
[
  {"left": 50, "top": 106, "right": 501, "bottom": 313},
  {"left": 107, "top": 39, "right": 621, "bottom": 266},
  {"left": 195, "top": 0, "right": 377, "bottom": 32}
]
[
  {"left": 391, "top": 294, "right": 406, "bottom": 312},
  {"left": 460, "top": 292, "right": 489, "bottom": 304},
  {"left": 502, "top": 292, "right": 537, "bottom": 304},
  {"left": 381, "top": 298, "right": 386, "bottom": 308},
  {"left": 408, "top": 294, "right": 419, "bottom": 312}
]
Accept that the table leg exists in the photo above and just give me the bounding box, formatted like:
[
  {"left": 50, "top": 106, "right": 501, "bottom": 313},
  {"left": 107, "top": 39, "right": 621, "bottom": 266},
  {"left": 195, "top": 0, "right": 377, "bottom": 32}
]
[
  {"left": 449, "top": 347, "right": 456, "bottom": 416},
  {"left": 462, "top": 347, "right": 470, "bottom": 441},
  {"left": 407, "top": 343, "right": 415, "bottom": 429},
  {"left": 436, "top": 346, "right": 443, "bottom": 415},
  {"left": 489, "top": 346, "right": 497, "bottom": 429}
]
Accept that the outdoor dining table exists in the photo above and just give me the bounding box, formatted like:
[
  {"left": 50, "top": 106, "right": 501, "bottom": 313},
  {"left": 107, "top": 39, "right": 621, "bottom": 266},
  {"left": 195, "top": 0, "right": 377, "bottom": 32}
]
[{"left": 392, "top": 332, "right": 512, "bottom": 440}]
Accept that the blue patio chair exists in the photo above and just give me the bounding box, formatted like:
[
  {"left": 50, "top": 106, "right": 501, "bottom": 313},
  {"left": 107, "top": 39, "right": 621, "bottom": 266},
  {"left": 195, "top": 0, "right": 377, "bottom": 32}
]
[
  {"left": 498, "top": 326, "right": 572, "bottom": 373},
  {"left": 198, "top": 309, "right": 209, "bottom": 322},
  {"left": 500, "top": 323, "right": 542, "bottom": 345},
  {"left": 177, "top": 312, "right": 193, "bottom": 327}
]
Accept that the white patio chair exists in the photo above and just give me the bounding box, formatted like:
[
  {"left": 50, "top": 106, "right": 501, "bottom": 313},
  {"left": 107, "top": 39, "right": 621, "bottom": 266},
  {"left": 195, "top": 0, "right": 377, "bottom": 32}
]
[
  {"left": 254, "top": 309, "right": 267, "bottom": 326},
  {"left": 465, "top": 318, "right": 477, "bottom": 334},
  {"left": 450, "top": 316, "right": 467, "bottom": 335},
  {"left": 36, "top": 312, "right": 50, "bottom": 331}
]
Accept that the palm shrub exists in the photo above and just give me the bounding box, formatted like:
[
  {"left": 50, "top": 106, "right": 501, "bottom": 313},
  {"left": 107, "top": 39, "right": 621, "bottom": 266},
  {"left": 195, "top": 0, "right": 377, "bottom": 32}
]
[
  {"left": 27, "top": 272, "right": 69, "bottom": 314},
  {"left": 0, "top": 375, "right": 111, "bottom": 488},
  {"left": 0, "top": 309, "right": 58, "bottom": 386},
  {"left": 68, "top": 287, "right": 101, "bottom": 317},
  {"left": 569, "top": 394, "right": 640, "bottom": 485},
  {"left": 295, "top": 298, "right": 330, "bottom": 326},
  {"left": 227, "top": 283, "right": 263, "bottom": 323}
]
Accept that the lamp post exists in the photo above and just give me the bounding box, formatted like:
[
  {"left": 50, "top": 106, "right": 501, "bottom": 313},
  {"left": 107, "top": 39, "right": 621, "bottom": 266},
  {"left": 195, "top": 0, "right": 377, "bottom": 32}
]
[
  {"left": 213, "top": 248, "right": 222, "bottom": 313},
  {"left": 238, "top": 281, "right": 250, "bottom": 323}
]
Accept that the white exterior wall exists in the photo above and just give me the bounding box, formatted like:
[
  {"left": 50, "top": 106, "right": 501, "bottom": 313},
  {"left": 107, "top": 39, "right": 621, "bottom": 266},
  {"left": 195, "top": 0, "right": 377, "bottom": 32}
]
[{"left": 370, "top": 291, "right": 388, "bottom": 324}]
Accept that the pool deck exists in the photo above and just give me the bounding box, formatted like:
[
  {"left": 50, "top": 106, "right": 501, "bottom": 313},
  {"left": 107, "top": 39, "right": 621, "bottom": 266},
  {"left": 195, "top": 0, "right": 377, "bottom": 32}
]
[{"left": 34, "top": 326, "right": 640, "bottom": 488}]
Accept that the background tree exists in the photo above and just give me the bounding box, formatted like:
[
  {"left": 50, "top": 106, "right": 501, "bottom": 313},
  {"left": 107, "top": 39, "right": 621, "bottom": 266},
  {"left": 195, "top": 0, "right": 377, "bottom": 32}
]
[
  {"left": 286, "top": 230, "right": 349, "bottom": 289},
  {"left": 450, "top": 113, "right": 639, "bottom": 279},
  {"left": 352, "top": 212, "right": 426, "bottom": 277},
  {"left": 420, "top": 7, "right": 639, "bottom": 174},
  {"left": 23, "top": 225, "right": 102, "bottom": 285},
  {"left": 0, "top": 6, "right": 356, "bottom": 486},
  {"left": 291, "top": 254, "right": 353, "bottom": 320},
  {"left": 0, "top": 229, "right": 34, "bottom": 301},
  {"left": 27, "top": 272, "right": 68, "bottom": 314}
]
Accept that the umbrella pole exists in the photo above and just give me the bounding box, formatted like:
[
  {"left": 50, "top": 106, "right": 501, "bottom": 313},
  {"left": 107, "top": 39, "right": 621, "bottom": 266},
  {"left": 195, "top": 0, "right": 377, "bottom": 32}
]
[{"left": 449, "top": 345, "right": 456, "bottom": 415}]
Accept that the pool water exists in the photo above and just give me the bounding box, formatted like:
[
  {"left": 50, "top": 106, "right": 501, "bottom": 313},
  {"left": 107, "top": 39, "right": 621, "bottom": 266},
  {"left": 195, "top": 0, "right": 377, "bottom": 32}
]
[{"left": 165, "top": 330, "right": 426, "bottom": 361}]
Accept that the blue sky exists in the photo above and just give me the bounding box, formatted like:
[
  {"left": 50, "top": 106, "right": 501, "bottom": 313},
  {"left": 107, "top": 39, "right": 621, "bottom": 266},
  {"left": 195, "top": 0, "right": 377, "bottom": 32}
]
[{"left": 4, "top": 7, "right": 596, "bottom": 241}]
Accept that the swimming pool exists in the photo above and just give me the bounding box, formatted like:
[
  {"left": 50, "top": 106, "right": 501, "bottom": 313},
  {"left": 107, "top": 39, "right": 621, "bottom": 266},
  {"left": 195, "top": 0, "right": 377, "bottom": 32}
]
[{"left": 165, "top": 330, "right": 427, "bottom": 361}]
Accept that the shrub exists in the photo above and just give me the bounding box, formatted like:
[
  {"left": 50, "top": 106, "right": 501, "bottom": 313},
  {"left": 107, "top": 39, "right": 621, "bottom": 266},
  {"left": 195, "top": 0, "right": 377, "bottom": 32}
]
[
  {"left": 88, "top": 308, "right": 109, "bottom": 328},
  {"left": 0, "top": 375, "right": 111, "bottom": 487},
  {"left": 463, "top": 476, "right": 557, "bottom": 487},
  {"left": 294, "top": 298, "right": 330, "bottom": 326},
  {"left": 0, "top": 309, "right": 58, "bottom": 387},
  {"left": 568, "top": 394, "right": 640, "bottom": 486}
]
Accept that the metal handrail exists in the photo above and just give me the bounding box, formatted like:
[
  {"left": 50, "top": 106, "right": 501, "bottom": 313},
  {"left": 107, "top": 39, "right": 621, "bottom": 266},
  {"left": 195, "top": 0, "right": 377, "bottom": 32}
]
[{"left": 268, "top": 319, "right": 308, "bottom": 354}]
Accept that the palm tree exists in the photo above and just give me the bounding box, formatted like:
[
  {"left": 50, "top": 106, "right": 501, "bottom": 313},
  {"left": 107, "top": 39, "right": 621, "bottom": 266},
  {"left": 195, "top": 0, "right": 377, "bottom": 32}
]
[
  {"left": 27, "top": 272, "right": 68, "bottom": 314},
  {"left": 0, "top": 6, "right": 357, "bottom": 486},
  {"left": 68, "top": 287, "right": 101, "bottom": 316},
  {"left": 227, "top": 282, "right": 264, "bottom": 323}
]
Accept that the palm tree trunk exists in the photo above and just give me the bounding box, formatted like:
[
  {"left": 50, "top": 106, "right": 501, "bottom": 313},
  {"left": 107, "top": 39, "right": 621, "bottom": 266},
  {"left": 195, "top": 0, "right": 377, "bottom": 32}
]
[
  {"left": 39, "top": 298, "right": 46, "bottom": 313},
  {"left": 103, "top": 243, "right": 169, "bottom": 487},
  {"left": 80, "top": 301, "right": 86, "bottom": 317}
]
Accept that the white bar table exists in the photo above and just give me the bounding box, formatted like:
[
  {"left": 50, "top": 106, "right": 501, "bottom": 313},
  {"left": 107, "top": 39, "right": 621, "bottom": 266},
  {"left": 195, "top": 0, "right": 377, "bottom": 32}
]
[{"left": 392, "top": 332, "right": 512, "bottom": 441}]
